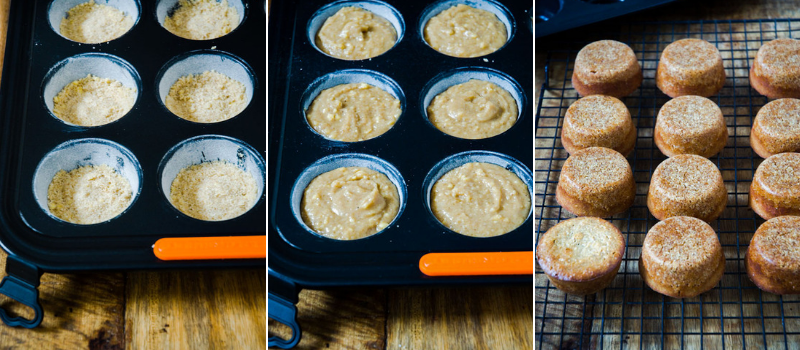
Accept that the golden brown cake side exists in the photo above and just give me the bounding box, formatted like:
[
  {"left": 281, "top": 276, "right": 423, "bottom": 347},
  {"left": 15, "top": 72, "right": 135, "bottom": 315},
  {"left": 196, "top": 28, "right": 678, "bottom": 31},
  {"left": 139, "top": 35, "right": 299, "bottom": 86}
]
[
  {"left": 750, "top": 98, "right": 800, "bottom": 158},
  {"left": 654, "top": 95, "right": 728, "bottom": 158},
  {"left": 750, "top": 152, "right": 800, "bottom": 220},
  {"left": 656, "top": 39, "right": 726, "bottom": 98},
  {"left": 647, "top": 154, "right": 727, "bottom": 222},
  {"left": 561, "top": 95, "right": 637, "bottom": 156},
  {"left": 556, "top": 147, "right": 636, "bottom": 217},
  {"left": 640, "top": 216, "right": 725, "bottom": 298},
  {"left": 536, "top": 217, "right": 625, "bottom": 295},
  {"left": 750, "top": 38, "right": 800, "bottom": 99},
  {"left": 746, "top": 216, "right": 800, "bottom": 294},
  {"left": 571, "top": 40, "right": 642, "bottom": 98}
]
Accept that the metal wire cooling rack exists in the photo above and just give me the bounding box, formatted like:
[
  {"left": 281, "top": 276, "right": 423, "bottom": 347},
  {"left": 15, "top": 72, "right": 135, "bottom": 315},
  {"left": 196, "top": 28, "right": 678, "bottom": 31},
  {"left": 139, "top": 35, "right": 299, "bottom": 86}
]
[{"left": 535, "top": 19, "right": 800, "bottom": 350}]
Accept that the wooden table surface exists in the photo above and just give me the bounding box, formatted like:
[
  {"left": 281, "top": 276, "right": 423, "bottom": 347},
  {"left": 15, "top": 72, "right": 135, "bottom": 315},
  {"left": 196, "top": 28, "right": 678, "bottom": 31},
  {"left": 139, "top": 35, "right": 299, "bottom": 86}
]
[{"left": 0, "top": 1, "right": 267, "bottom": 349}]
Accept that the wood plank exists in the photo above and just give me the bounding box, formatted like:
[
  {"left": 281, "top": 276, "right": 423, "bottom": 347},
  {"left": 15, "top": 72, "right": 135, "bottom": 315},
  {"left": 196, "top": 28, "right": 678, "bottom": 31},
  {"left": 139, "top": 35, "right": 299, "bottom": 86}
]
[
  {"left": 387, "top": 287, "right": 533, "bottom": 350},
  {"left": 0, "top": 251, "right": 126, "bottom": 350},
  {"left": 126, "top": 269, "right": 266, "bottom": 350},
  {"left": 268, "top": 289, "right": 387, "bottom": 350}
]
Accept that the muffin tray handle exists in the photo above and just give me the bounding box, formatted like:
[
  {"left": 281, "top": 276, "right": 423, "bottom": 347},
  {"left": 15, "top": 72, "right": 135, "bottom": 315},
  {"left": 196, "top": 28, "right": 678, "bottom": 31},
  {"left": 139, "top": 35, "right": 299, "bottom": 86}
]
[
  {"left": 419, "top": 252, "right": 534, "bottom": 276},
  {"left": 0, "top": 256, "right": 43, "bottom": 328},
  {"left": 153, "top": 236, "right": 266, "bottom": 261},
  {"left": 268, "top": 272, "right": 301, "bottom": 349}
]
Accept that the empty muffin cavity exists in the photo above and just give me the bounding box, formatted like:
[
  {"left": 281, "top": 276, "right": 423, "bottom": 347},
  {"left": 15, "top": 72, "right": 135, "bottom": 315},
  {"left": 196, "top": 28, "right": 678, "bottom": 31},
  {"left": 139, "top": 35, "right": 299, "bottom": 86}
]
[
  {"left": 49, "top": 0, "right": 141, "bottom": 43},
  {"left": 42, "top": 53, "right": 140, "bottom": 127},
  {"left": 156, "top": 0, "right": 245, "bottom": 40}
]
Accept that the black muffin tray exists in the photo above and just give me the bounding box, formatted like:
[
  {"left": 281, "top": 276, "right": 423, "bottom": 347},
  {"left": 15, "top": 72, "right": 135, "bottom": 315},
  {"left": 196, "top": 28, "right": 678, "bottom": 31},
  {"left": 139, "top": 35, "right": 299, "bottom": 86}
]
[
  {"left": 535, "top": 0, "right": 679, "bottom": 38},
  {"left": 268, "top": 0, "right": 532, "bottom": 347},
  {"left": 0, "top": 0, "right": 265, "bottom": 328}
]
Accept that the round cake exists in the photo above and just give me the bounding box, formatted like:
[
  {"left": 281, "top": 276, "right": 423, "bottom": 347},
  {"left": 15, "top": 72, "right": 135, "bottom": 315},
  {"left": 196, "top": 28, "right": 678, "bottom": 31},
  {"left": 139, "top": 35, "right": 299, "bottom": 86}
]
[
  {"left": 561, "top": 95, "right": 636, "bottom": 156},
  {"left": 750, "top": 152, "right": 800, "bottom": 220},
  {"left": 571, "top": 40, "right": 642, "bottom": 98},
  {"left": 656, "top": 39, "right": 726, "bottom": 98},
  {"left": 639, "top": 216, "right": 725, "bottom": 298},
  {"left": 556, "top": 147, "right": 635, "bottom": 217},
  {"left": 647, "top": 154, "right": 727, "bottom": 222},
  {"left": 536, "top": 217, "right": 625, "bottom": 295},
  {"left": 654, "top": 95, "right": 728, "bottom": 158},
  {"left": 751, "top": 98, "right": 800, "bottom": 158},
  {"left": 750, "top": 38, "right": 800, "bottom": 99},
  {"left": 746, "top": 216, "right": 800, "bottom": 295}
]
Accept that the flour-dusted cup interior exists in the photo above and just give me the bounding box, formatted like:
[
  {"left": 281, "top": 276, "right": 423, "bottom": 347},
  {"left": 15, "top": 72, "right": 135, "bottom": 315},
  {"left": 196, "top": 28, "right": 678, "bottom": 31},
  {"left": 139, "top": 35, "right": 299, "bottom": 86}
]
[
  {"left": 155, "top": 50, "right": 255, "bottom": 122},
  {"left": 300, "top": 69, "right": 405, "bottom": 141},
  {"left": 419, "top": 67, "right": 525, "bottom": 133},
  {"left": 158, "top": 135, "right": 265, "bottom": 218},
  {"left": 289, "top": 153, "right": 407, "bottom": 240},
  {"left": 307, "top": 0, "right": 405, "bottom": 60},
  {"left": 32, "top": 138, "right": 143, "bottom": 224},
  {"left": 155, "top": 0, "right": 245, "bottom": 38},
  {"left": 422, "top": 150, "right": 533, "bottom": 232},
  {"left": 418, "top": 0, "right": 515, "bottom": 55},
  {"left": 42, "top": 53, "right": 141, "bottom": 127},
  {"left": 48, "top": 0, "right": 142, "bottom": 42}
]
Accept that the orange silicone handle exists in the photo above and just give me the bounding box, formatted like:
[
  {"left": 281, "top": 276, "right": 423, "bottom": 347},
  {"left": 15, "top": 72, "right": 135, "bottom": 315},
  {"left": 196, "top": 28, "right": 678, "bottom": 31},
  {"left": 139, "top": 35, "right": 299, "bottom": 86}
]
[
  {"left": 153, "top": 236, "right": 266, "bottom": 261},
  {"left": 419, "top": 251, "right": 534, "bottom": 276}
]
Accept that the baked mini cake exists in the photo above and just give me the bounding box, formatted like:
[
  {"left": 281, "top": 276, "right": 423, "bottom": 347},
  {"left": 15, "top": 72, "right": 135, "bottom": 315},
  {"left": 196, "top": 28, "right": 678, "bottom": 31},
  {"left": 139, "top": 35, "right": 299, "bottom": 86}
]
[
  {"left": 571, "top": 40, "right": 642, "bottom": 98},
  {"left": 751, "top": 98, "right": 800, "bottom": 158},
  {"left": 750, "top": 38, "right": 800, "bottom": 99},
  {"left": 536, "top": 217, "right": 625, "bottom": 295},
  {"left": 561, "top": 95, "right": 636, "bottom": 156},
  {"left": 654, "top": 95, "right": 728, "bottom": 158},
  {"left": 746, "top": 216, "right": 800, "bottom": 295},
  {"left": 647, "top": 154, "right": 727, "bottom": 222},
  {"left": 640, "top": 216, "right": 725, "bottom": 298},
  {"left": 656, "top": 39, "right": 726, "bottom": 98},
  {"left": 750, "top": 153, "right": 800, "bottom": 220},
  {"left": 556, "top": 147, "right": 635, "bottom": 217}
]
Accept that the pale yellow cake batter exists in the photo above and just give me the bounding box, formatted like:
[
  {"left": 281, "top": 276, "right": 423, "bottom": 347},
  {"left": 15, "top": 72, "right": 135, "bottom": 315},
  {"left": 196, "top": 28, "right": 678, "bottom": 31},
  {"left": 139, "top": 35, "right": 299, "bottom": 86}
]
[
  {"left": 306, "top": 83, "right": 401, "bottom": 142},
  {"left": 316, "top": 7, "right": 397, "bottom": 60},
  {"left": 170, "top": 161, "right": 259, "bottom": 221},
  {"left": 301, "top": 167, "right": 400, "bottom": 240},
  {"left": 165, "top": 70, "right": 248, "bottom": 123},
  {"left": 53, "top": 74, "right": 136, "bottom": 127},
  {"left": 60, "top": 1, "right": 134, "bottom": 43},
  {"left": 164, "top": 0, "right": 240, "bottom": 40},
  {"left": 48, "top": 164, "right": 133, "bottom": 225},
  {"left": 424, "top": 4, "right": 507, "bottom": 58},
  {"left": 427, "top": 79, "right": 518, "bottom": 139},
  {"left": 431, "top": 162, "right": 530, "bottom": 237}
]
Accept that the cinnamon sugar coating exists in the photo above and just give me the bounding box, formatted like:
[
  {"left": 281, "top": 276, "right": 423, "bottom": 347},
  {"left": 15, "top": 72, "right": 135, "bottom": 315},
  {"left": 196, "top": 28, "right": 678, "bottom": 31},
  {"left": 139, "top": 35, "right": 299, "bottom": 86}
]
[
  {"left": 556, "top": 147, "right": 635, "bottom": 217},
  {"left": 656, "top": 39, "right": 726, "bottom": 98},
  {"left": 750, "top": 39, "right": 800, "bottom": 99},
  {"left": 572, "top": 40, "right": 642, "bottom": 98},
  {"left": 640, "top": 216, "right": 725, "bottom": 298},
  {"left": 654, "top": 95, "right": 727, "bottom": 158},
  {"left": 536, "top": 217, "right": 625, "bottom": 295},
  {"left": 561, "top": 95, "right": 636, "bottom": 156},
  {"left": 750, "top": 153, "right": 800, "bottom": 220},
  {"left": 751, "top": 98, "right": 800, "bottom": 158},
  {"left": 747, "top": 216, "right": 800, "bottom": 294},
  {"left": 647, "top": 154, "right": 727, "bottom": 222}
]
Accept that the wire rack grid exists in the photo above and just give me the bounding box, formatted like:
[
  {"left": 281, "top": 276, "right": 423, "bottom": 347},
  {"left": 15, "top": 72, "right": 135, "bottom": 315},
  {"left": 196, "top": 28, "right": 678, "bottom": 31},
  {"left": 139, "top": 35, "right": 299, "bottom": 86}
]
[{"left": 535, "top": 19, "right": 800, "bottom": 350}]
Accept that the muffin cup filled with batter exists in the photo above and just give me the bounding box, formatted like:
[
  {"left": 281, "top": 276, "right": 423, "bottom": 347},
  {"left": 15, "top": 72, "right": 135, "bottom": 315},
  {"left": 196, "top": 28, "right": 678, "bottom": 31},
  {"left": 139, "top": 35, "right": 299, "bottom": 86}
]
[
  {"left": 302, "top": 69, "right": 405, "bottom": 142},
  {"left": 32, "top": 138, "right": 142, "bottom": 225},
  {"left": 307, "top": 0, "right": 404, "bottom": 61},
  {"left": 48, "top": 0, "right": 141, "bottom": 43},
  {"left": 156, "top": 0, "right": 245, "bottom": 40},
  {"left": 42, "top": 53, "right": 141, "bottom": 127},
  {"left": 290, "top": 153, "right": 407, "bottom": 241},
  {"left": 424, "top": 150, "right": 532, "bottom": 238},
  {"left": 156, "top": 50, "right": 255, "bottom": 123},
  {"left": 421, "top": 67, "right": 523, "bottom": 140},
  {"left": 159, "top": 135, "right": 265, "bottom": 222},
  {"left": 419, "top": 0, "right": 514, "bottom": 58}
]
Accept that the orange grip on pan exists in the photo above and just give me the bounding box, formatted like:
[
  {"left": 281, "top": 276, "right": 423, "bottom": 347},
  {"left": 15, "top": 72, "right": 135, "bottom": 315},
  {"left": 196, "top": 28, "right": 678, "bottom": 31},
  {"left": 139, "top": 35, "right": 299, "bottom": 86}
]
[
  {"left": 419, "top": 251, "right": 534, "bottom": 276},
  {"left": 153, "top": 236, "right": 266, "bottom": 260}
]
